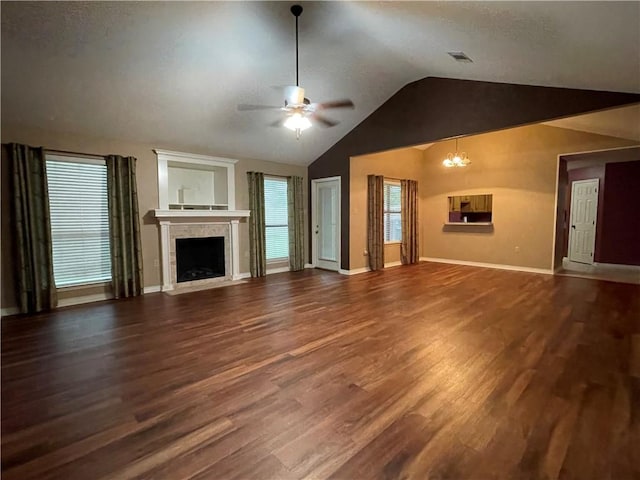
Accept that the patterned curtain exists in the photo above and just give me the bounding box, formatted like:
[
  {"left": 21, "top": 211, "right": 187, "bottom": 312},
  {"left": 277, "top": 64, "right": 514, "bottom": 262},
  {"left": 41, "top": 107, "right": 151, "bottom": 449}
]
[
  {"left": 8, "top": 143, "right": 57, "bottom": 313},
  {"left": 106, "top": 155, "right": 143, "bottom": 299},
  {"left": 401, "top": 179, "right": 419, "bottom": 265},
  {"left": 367, "top": 174, "right": 385, "bottom": 271},
  {"left": 287, "top": 175, "right": 305, "bottom": 271},
  {"left": 247, "top": 171, "right": 266, "bottom": 277}
]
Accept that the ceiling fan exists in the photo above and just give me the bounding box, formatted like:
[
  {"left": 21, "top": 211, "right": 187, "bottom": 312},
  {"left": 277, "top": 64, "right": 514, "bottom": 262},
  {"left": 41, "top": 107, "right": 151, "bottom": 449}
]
[{"left": 238, "top": 4, "right": 354, "bottom": 139}]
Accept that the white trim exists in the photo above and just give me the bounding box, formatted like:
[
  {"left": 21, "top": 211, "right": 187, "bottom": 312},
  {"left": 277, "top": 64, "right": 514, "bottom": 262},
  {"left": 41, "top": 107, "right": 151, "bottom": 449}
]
[
  {"left": 311, "top": 176, "right": 341, "bottom": 272},
  {"left": 304, "top": 263, "right": 315, "bottom": 269},
  {"left": 594, "top": 262, "right": 640, "bottom": 272},
  {"left": 420, "top": 257, "right": 553, "bottom": 275},
  {"left": 153, "top": 210, "right": 250, "bottom": 220},
  {"left": 238, "top": 272, "right": 252, "bottom": 280},
  {"left": 339, "top": 267, "right": 370, "bottom": 275},
  {"left": 385, "top": 261, "right": 403, "bottom": 268},
  {"left": 266, "top": 266, "right": 291, "bottom": 275},
  {"left": 552, "top": 153, "right": 561, "bottom": 271},
  {"left": 143, "top": 285, "right": 162, "bottom": 294},
  {"left": 154, "top": 149, "right": 238, "bottom": 211},
  {"left": 58, "top": 292, "right": 113, "bottom": 308},
  {"left": 1, "top": 307, "right": 20, "bottom": 317}
]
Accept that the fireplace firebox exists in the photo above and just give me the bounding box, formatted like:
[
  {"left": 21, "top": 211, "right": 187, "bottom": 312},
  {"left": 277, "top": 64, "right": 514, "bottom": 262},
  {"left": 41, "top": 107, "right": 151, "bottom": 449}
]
[{"left": 176, "top": 237, "right": 225, "bottom": 283}]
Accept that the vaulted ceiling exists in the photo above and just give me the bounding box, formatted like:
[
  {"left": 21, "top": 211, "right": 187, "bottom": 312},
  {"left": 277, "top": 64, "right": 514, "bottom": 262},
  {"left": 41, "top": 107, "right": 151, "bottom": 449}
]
[{"left": 2, "top": 1, "right": 639, "bottom": 165}]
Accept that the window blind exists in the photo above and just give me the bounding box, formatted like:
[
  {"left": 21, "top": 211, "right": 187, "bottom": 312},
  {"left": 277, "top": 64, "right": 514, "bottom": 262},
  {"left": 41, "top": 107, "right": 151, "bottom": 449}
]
[
  {"left": 384, "top": 182, "right": 402, "bottom": 242},
  {"left": 46, "top": 157, "right": 112, "bottom": 287},
  {"left": 264, "top": 177, "right": 289, "bottom": 260}
]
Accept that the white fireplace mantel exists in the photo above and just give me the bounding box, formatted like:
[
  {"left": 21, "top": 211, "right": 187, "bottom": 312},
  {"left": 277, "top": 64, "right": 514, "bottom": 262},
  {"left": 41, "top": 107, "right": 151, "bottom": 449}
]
[
  {"left": 153, "top": 209, "right": 250, "bottom": 291},
  {"left": 153, "top": 149, "right": 251, "bottom": 292},
  {"left": 153, "top": 209, "right": 250, "bottom": 221}
]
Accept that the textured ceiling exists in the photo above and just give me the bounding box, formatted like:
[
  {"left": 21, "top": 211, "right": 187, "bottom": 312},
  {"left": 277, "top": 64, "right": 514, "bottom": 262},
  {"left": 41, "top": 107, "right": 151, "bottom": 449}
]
[{"left": 2, "top": 1, "right": 639, "bottom": 166}]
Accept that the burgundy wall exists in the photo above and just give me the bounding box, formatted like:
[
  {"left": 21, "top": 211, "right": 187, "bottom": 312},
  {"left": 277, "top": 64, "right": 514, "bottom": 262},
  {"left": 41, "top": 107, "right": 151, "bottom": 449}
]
[
  {"left": 599, "top": 161, "right": 640, "bottom": 265},
  {"left": 308, "top": 76, "right": 640, "bottom": 269},
  {"left": 566, "top": 165, "right": 606, "bottom": 261}
]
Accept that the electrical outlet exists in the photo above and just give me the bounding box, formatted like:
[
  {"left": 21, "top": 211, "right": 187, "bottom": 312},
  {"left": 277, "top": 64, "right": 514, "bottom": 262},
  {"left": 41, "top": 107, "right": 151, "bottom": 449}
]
[
  {"left": 514, "top": 246, "right": 520, "bottom": 253},
  {"left": 363, "top": 250, "right": 369, "bottom": 256}
]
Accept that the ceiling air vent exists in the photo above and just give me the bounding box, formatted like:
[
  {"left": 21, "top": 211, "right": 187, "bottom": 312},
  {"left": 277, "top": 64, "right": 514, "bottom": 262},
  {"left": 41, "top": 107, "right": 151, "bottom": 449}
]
[{"left": 447, "top": 51, "right": 473, "bottom": 63}]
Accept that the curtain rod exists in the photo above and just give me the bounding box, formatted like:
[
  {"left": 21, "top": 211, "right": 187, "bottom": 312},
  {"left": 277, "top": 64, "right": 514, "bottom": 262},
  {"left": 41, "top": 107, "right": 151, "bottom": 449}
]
[{"left": 44, "top": 149, "right": 106, "bottom": 160}]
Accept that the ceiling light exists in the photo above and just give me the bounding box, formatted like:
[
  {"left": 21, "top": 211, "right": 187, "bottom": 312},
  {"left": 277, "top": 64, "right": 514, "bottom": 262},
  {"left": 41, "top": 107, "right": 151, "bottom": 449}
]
[
  {"left": 443, "top": 138, "right": 471, "bottom": 168},
  {"left": 284, "top": 113, "right": 312, "bottom": 134}
]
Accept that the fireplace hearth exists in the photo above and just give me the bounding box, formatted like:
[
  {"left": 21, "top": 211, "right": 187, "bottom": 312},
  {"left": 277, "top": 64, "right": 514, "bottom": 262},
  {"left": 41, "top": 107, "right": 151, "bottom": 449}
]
[{"left": 176, "top": 237, "right": 225, "bottom": 283}]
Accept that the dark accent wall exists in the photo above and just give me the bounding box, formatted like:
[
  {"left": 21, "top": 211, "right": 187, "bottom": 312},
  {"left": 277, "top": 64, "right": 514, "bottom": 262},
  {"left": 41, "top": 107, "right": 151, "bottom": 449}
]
[
  {"left": 600, "top": 161, "right": 640, "bottom": 265},
  {"left": 309, "top": 76, "right": 640, "bottom": 269}
]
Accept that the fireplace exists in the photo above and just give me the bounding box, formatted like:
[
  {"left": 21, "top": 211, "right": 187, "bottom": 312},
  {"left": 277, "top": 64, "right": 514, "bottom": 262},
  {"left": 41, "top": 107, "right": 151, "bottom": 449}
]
[{"left": 176, "top": 236, "right": 225, "bottom": 283}]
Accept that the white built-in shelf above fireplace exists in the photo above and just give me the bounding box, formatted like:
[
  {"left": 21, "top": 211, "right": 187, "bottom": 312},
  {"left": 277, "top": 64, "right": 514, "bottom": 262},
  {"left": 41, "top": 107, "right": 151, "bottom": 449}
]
[{"left": 153, "top": 150, "right": 250, "bottom": 291}]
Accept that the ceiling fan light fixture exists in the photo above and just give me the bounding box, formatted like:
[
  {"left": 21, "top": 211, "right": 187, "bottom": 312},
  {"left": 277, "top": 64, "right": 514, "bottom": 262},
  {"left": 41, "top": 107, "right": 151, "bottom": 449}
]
[{"left": 284, "top": 113, "right": 312, "bottom": 132}]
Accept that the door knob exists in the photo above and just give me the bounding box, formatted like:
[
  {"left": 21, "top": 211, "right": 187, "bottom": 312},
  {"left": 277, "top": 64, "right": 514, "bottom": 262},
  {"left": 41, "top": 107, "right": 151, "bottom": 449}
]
[{"left": 571, "top": 225, "right": 576, "bottom": 229}]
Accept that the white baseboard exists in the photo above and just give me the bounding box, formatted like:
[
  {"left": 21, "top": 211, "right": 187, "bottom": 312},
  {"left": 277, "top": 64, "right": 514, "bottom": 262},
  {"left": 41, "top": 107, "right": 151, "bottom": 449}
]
[
  {"left": 339, "top": 267, "right": 370, "bottom": 275},
  {"left": 304, "top": 263, "right": 315, "bottom": 269},
  {"left": 143, "top": 285, "right": 161, "bottom": 294},
  {"left": 385, "top": 261, "right": 403, "bottom": 268},
  {"left": 420, "top": 257, "right": 553, "bottom": 275},
  {"left": 266, "top": 266, "right": 290, "bottom": 275},
  {"left": 1, "top": 307, "right": 20, "bottom": 317},
  {"left": 58, "top": 292, "right": 113, "bottom": 308},
  {"left": 237, "top": 272, "right": 252, "bottom": 279},
  {"left": 338, "top": 261, "right": 404, "bottom": 276},
  {"left": 594, "top": 262, "right": 640, "bottom": 272}
]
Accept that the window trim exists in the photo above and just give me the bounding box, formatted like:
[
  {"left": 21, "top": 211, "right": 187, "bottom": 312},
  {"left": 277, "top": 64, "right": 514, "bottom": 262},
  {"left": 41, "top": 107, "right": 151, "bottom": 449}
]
[
  {"left": 264, "top": 175, "right": 289, "bottom": 262},
  {"left": 45, "top": 154, "right": 112, "bottom": 289},
  {"left": 383, "top": 179, "right": 402, "bottom": 244}
]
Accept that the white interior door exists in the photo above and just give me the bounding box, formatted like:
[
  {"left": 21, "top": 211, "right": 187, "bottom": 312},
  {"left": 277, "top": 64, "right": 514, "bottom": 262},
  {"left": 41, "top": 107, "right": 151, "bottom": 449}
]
[
  {"left": 568, "top": 178, "right": 599, "bottom": 264},
  {"left": 312, "top": 177, "right": 340, "bottom": 271}
]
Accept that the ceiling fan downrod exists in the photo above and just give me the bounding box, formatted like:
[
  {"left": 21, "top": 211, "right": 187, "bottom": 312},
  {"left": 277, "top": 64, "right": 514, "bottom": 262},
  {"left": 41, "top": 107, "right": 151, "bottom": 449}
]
[{"left": 291, "top": 5, "right": 303, "bottom": 88}]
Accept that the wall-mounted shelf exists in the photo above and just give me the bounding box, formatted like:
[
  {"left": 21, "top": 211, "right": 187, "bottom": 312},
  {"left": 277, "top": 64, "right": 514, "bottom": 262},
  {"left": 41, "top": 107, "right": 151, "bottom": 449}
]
[{"left": 444, "top": 222, "right": 493, "bottom": 226}]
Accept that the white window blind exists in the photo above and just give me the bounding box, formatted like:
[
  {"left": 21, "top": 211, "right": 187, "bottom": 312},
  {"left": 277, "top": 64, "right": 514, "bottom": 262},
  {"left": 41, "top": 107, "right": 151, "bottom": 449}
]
[
  {"left": 46, "top": 156, "right": 112, "bottom": 287},
  {"left": 264, "top": 177, "right": 289, "bottom": 261},
  {"left": 384, "top": 182, "right": 402, "bottom": 243}
]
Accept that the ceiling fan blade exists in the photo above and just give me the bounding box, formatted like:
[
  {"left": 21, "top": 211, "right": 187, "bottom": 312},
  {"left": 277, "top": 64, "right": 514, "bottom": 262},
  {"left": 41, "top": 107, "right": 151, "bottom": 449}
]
[
  {"left": 311, "top": 114, "right": 339, "bottom": 128},
  {"left": 315, "top": 99, "right": 354, "bottom": 110},
  {"left": 269, "top": 117, "right": 287, "bottom": 128},
  {"left": 237, "top": 104, "right": 282, "bottom": 111}
]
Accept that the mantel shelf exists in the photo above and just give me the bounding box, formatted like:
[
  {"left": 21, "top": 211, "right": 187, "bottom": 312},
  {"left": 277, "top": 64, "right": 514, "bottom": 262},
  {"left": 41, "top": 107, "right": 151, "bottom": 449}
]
[{"left": 154, "top": 209, "right": 250, "bottom": 221}]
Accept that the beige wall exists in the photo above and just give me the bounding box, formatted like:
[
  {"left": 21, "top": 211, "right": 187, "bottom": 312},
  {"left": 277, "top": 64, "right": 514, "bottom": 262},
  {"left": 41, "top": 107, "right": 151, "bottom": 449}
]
[
  {"left": 421, "top": 124, "right": 635, "bottom": 270},
  {"left": 350, "top": 148, "right": 423, "bottom": 270},
  {"left": 1, "top": 125, "right": 307, "bottom": 309}
]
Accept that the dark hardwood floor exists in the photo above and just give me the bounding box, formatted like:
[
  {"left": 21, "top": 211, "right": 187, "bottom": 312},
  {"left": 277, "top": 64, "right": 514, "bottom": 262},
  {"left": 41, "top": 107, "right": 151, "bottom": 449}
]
[{"left": 2, "top": 262, "right": 639, "bottom": 479}]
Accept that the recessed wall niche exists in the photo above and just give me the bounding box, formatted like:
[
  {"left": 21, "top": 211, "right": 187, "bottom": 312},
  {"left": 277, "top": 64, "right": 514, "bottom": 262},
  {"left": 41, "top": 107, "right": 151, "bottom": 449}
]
[{"left": 155, "top": 149, "right": 237, "bottom": 211}]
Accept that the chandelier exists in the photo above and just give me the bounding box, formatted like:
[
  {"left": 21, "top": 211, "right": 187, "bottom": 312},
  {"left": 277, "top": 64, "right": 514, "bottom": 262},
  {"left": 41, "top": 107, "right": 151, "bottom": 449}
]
[{"left": 443, "top": 138, "right": 471, "bottom": 167}]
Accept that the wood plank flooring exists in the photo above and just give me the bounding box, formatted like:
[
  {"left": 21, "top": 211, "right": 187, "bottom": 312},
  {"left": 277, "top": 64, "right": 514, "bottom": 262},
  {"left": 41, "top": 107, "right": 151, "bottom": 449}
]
[{"left": 2, "top": 262, "right": 639, "bottom": 479}]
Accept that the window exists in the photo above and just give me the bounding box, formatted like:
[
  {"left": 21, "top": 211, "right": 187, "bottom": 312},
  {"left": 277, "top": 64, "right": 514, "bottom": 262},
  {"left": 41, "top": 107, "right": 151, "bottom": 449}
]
[
  {"left": 384, "top": 181, "right": 402, "bottom": 243},
  {"left": 46, "top": 156, "right": 111, "bottom": 287},
  {"left": 264, "top": 177, "right": 288, "bottom": 261}
]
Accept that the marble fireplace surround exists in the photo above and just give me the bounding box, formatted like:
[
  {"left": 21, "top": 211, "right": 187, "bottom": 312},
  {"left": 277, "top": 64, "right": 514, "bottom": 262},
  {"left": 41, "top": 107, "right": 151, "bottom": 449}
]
[{"left": 154, "top": 210, "right": 250, "bottom": 292}]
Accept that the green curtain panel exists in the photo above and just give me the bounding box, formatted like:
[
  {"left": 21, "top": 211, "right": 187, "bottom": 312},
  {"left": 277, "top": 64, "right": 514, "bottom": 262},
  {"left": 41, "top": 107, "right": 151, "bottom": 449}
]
[
  {"left": 401, "top": 179, "right": 419, "bottom": 265},
  {"left": 367, "top": 174, "right": 385, "bottom": 271},
  {"left": 247, "top": 171, "right": 266, "bottom": 277},
  {"left": 106, "top": 155, "right": 143, "bottom": 299},
  {"left": 8, "top": 143, "right": 57, "bottom": 313},
  {"left": 287, "top": 175, "right": 305, "bottom": 271}
]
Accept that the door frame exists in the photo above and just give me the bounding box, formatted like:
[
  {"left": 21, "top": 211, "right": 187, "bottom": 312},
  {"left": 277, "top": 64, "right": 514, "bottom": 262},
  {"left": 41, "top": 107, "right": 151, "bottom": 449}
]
[
  {"left": 567, "top": 177, "right": 599, "bottom": 265},
  {"left": 311, "top": 176, "right": 341, "bottom": 271}
]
